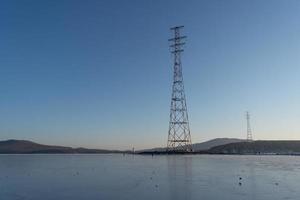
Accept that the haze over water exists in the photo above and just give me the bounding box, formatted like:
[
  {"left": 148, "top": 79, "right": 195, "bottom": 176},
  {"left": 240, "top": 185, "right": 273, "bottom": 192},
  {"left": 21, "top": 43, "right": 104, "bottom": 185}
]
[{"left": 1, "top": 154, "right": 300, "bottom": 200}]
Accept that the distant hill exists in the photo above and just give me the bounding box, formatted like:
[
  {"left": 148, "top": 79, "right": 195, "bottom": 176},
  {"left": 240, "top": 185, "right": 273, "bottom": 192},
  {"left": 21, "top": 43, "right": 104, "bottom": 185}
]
[
  {"left": 0, "top": 140, "right": 126, "bottom": 154},
  {"left": 209, "top": 140, "right": 300, "bottom": 155},
  {"left": 192, "top": 138, "right": 245, "bottom": 151},
  {"left": 139, "top": 138, "right": 245, "bottom": 153},
  {"left": 4, "top": 139, "right": 300, "bottom": 155}
]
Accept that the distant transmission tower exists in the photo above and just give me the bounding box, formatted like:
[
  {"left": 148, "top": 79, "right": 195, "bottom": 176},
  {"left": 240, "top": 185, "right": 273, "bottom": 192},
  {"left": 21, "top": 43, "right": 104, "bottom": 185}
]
[
  {"left": 246, "top": 111, "right": 253, "bottom": 141},
  {"left": 167, "top": 26, "right": 192, "bottom": 152}
]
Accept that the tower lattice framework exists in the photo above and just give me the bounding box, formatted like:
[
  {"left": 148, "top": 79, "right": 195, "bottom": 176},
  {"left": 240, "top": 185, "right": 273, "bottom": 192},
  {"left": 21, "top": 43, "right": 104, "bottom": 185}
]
[
  {"left": 167, "top": 26, "right": 192, "bottom": 152},
  {"left": 246, "top": 111, "right": 253, "bottom": 141}
]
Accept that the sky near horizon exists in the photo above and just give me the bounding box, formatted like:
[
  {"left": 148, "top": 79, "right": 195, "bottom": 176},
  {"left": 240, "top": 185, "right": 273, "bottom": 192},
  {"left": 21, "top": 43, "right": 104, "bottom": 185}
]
[{"left": 1, "top": 0, "right": 300, "bottom": 150}]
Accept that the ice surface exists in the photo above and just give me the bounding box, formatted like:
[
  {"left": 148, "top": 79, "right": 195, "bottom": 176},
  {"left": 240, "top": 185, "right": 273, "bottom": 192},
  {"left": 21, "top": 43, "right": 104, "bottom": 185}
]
[{"left": 0, "top": 154, "right": 300, "bottom": 200}]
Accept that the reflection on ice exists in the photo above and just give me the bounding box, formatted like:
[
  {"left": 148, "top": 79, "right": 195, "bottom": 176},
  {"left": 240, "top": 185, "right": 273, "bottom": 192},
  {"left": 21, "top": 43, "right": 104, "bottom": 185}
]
[{"left": 167, "top": 156, "right": 192, "bottom": 200}]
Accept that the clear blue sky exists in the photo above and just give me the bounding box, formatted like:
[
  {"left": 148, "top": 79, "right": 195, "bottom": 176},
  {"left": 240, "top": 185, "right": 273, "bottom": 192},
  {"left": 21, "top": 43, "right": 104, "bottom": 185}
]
[{"left": 1, "top": 0, "right": 300, "bottom": 150}]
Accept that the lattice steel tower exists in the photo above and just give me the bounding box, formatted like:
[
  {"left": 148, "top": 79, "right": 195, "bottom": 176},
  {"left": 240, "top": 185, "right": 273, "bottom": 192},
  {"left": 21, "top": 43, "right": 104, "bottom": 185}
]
[
  {"left": 167, "top": 26, "right": 192, "bottom": 152},
  {"left": 246, "top": 111, "right": 253, "bottom": 141}
]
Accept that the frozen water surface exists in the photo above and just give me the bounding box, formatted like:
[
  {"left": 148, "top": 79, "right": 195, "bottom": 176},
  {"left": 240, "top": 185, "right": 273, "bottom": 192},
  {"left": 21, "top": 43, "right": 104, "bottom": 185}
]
[{"left": 0, "top": 154, "right": 300, "bottom": 200}]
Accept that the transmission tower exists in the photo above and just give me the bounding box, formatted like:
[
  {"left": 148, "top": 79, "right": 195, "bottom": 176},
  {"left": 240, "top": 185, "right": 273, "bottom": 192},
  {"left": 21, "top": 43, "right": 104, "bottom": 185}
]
[
  {"left": 167, "top": 26, "right": 192, "bottom": 152},
  {"left": 246, "top": 111, "right": 253, "bottom": 141}
]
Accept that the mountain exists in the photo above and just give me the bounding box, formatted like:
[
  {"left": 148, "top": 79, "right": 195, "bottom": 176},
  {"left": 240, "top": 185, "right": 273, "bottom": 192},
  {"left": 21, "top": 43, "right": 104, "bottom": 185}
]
[
  {"left": 192, "top": 138, "right": 245, "bottom": 151},
  {"left": 139, "top": 138, "right": 245, "bottom": 153},
  {"left": 0, "top": 140, "right": 126, "bottom": 154},
  {"left": 209, "top": 140, "right": 300, "bottom": 155},
  {"left": 3, "top": 139, "right": 299, "bottom": 155}
]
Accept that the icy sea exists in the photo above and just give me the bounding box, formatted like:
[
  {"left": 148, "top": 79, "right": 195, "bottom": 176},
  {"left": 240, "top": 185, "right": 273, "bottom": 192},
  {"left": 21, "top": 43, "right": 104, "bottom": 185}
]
[{"left": 0, "top": 154, "right": 300, "bottom": 200}]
